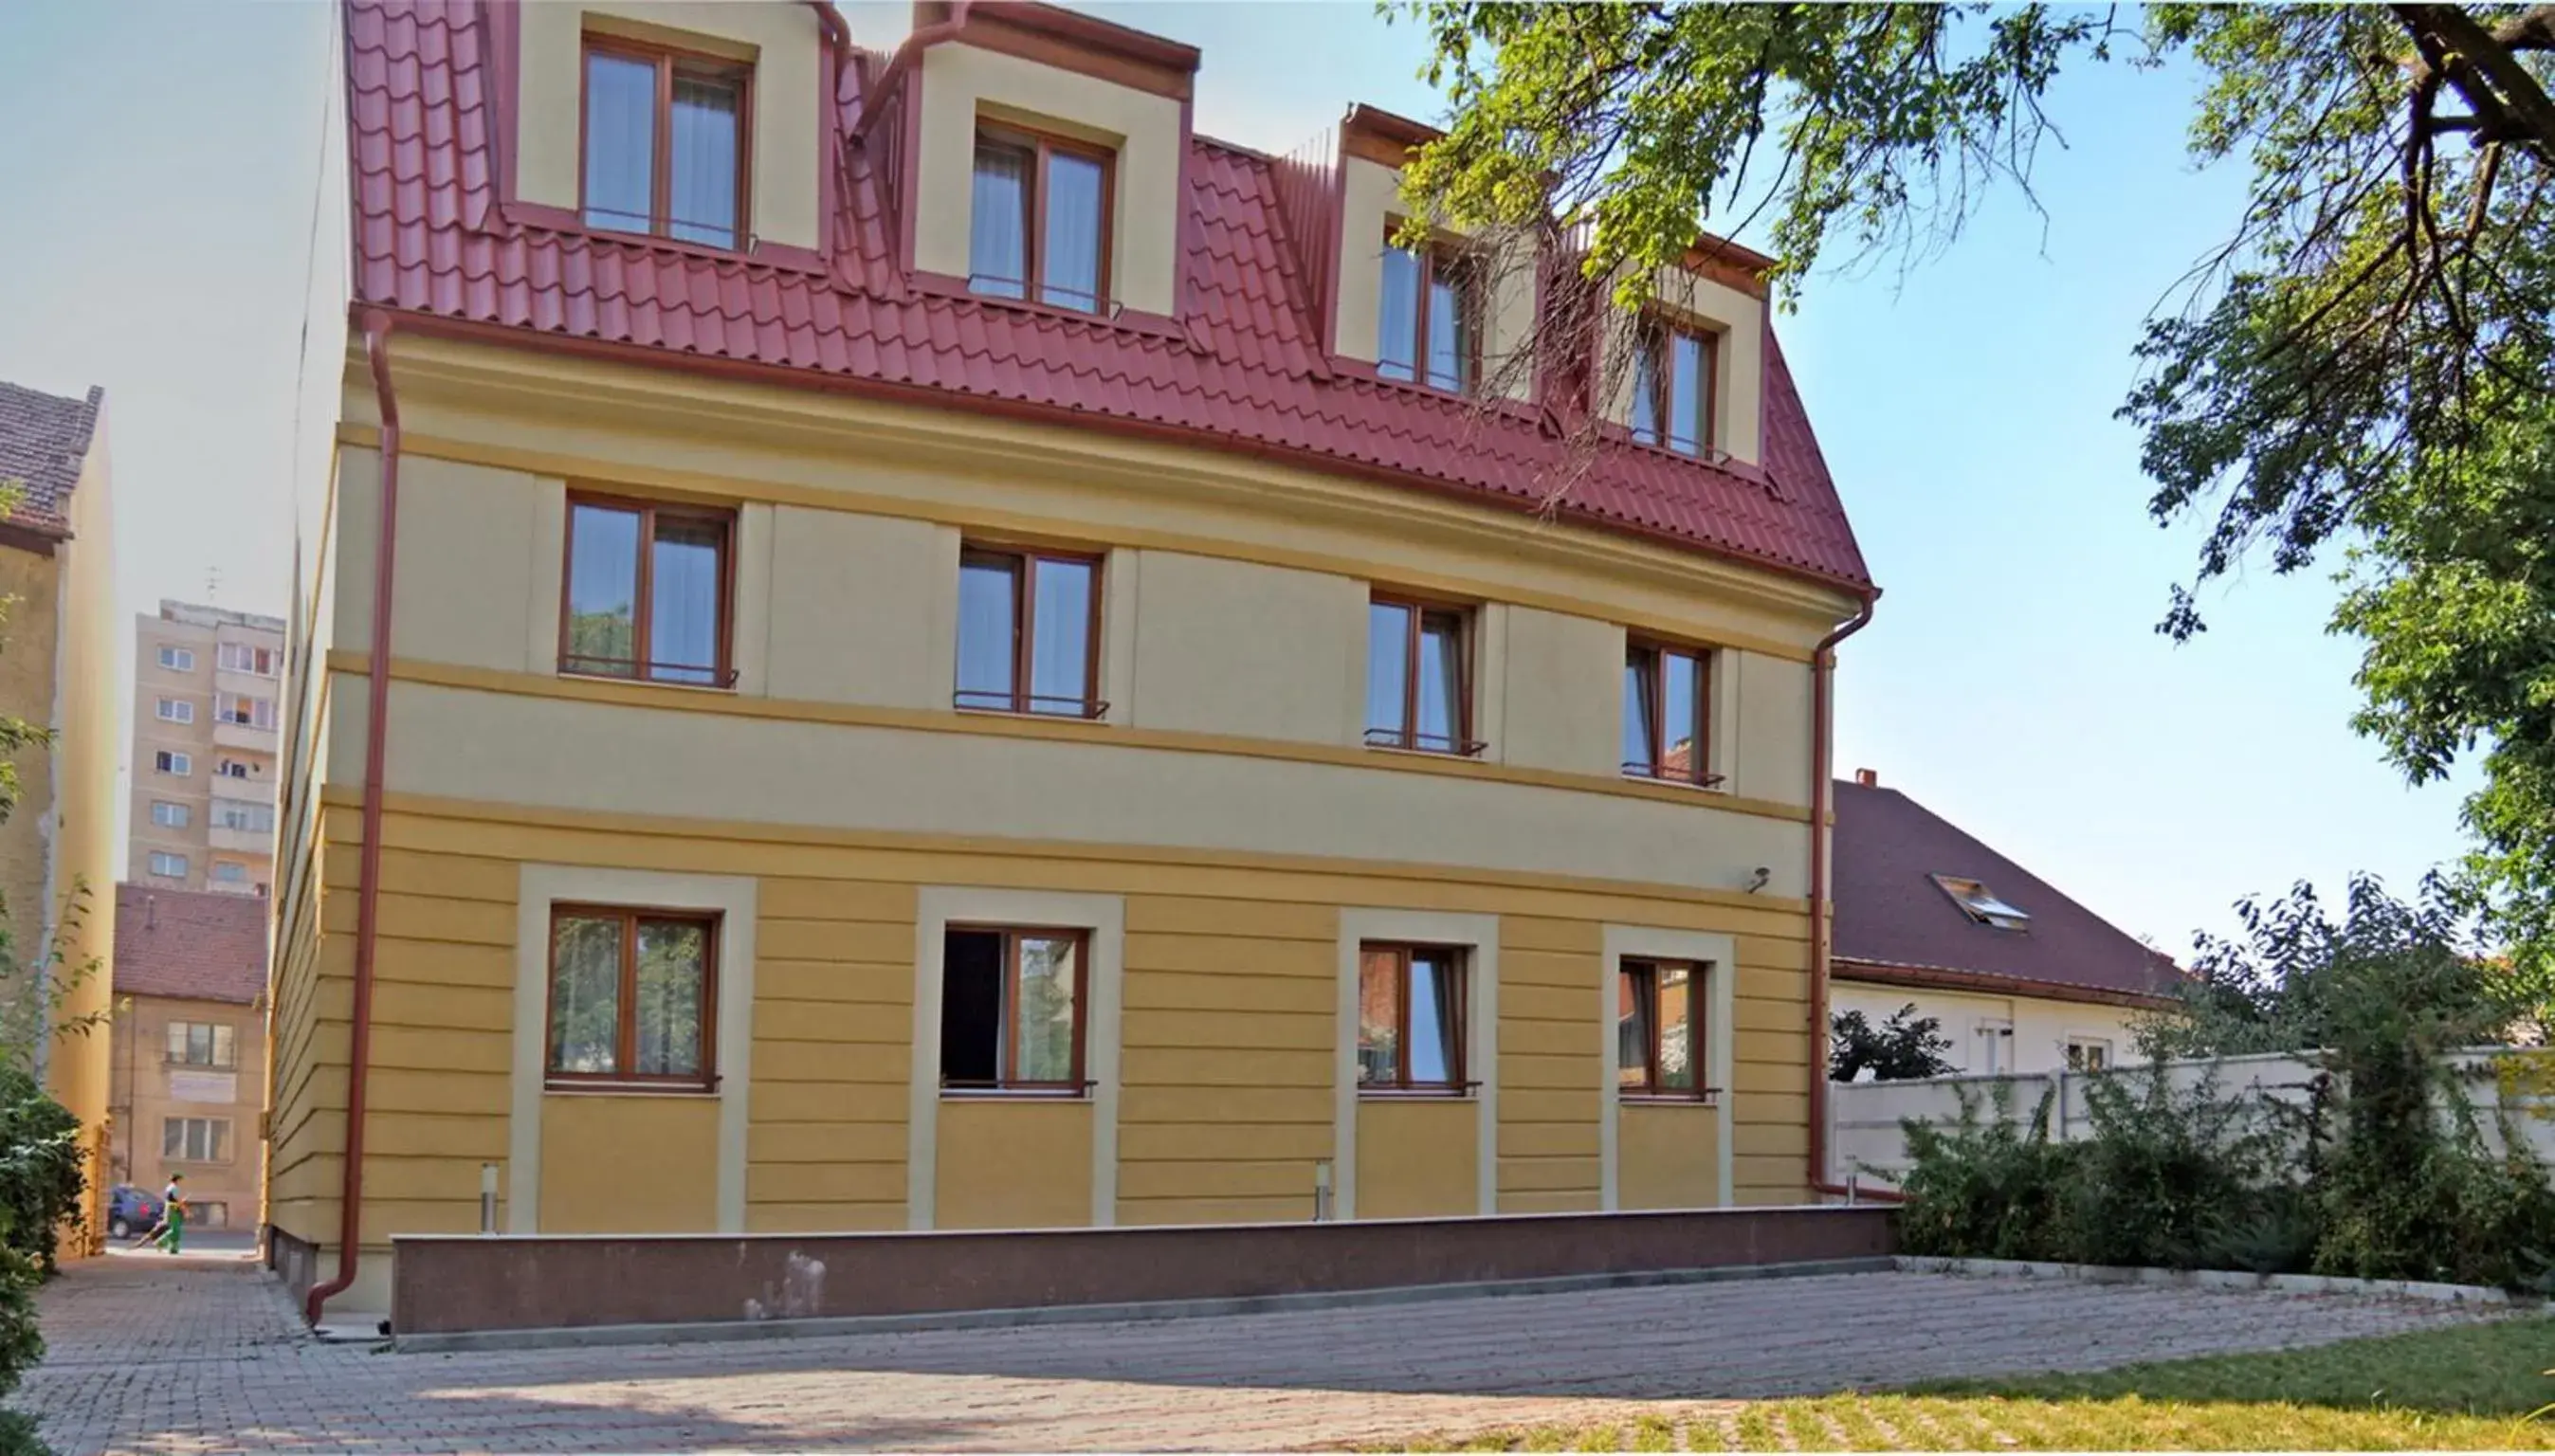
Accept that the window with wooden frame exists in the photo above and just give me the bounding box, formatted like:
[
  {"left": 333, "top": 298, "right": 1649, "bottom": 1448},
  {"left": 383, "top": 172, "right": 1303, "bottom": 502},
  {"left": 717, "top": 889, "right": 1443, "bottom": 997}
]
[
  {"left": 560, "top": 494, "right": 735, "bottom": 686},
  {"left": 955, "top": 546, "right": 1104, "bottom": 718},
  {"left": 1365, "top": 596, "right": 1478, "bottom": 755},
  {"left": 580, "top": 36, "right": 751, "bottom": 250},
  {"left": 939, "top": 927, "right": 1088, "bottom": 1093},
  {"left": 545, "top": 905, "right": 719, "bottom": 1089},
  {"left": 162, "top": 1118, "right": 232, "bottom": 1164},
  {"left": 969, "top": 125, "right": 1113, "bottom": 314},
  {"left": 1358, "top": 943, "right": 1469, "bottom": 1093},
  {"left": 1378, "top": 228, "right": 1480, "bottom": 391},
  {"left": 1622, "top": 640, "right": 1720, "bottom": 787},
  {"left": 1627, "top": 318, "right": 1718, "bottom": 458},
  {"left": 1617, "top": 959, "right": 1709, "bottom": 1100},
  {"left": 166, "top": 1021, "right": 238, "bottom": 1069}
]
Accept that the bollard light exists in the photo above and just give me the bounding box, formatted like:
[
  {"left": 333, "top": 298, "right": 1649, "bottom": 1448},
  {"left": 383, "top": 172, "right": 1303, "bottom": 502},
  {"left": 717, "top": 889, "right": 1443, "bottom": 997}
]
[{"left": 480, "top": 1162, "right": 499, "bottom": 1234}]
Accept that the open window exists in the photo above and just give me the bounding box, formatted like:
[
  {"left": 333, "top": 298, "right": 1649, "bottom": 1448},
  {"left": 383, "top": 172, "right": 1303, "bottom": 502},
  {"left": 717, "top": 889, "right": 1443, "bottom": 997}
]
[
  {"left": 956, "top": 546, "right": 1103, "bottom": 717},
  {"left": 1622, "top": 640, "right": 1719, "bottom": 787},
  {"left": 1378, "top": 229, "right": 1478, "bottom": 391},
  {"left": 1358, "top": 943, "right": 1469, "bottom": 1094},
  {"left": 1365, "top": 596, "right": 1476, "bottom": 755},
  {"left": 581, "top": 36, "right": 751, "bottom": 250},
  {"left": 940, "top": 927, "right": 1088, "bottom": 1093},
  {"left": 561, "top": 494, "right": 735, "bottom": 687},
  {"left": 1933, "top": 875, "right": 2032, "bottom": 932},
  {"left": 969, "top": 125, "right": 1114, "bottom": 314},
  {"left": 1628, "top": 319, "right": 1718, "bottom": 457}
]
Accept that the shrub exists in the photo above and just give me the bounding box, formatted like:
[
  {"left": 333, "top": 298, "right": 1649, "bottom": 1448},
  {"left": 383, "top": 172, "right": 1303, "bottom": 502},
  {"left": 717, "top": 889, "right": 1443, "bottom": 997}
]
[
  {"left": 0, "top": 1071, "right": 82, "bottom": 1274},
  {"left": 1892, "top": 1083, "right": 2073, "bottom": 1262}
]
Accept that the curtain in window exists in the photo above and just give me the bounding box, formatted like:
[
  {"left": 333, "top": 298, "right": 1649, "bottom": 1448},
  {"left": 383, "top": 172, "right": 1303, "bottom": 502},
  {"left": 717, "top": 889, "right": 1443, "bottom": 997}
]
[
  {"left": 1029, "top": 557, "right": 1095, "bottom": 713},
  {"left": 1623, "top": 648, "right": 1657, "bottom": 771},
  {"left": 1415, "top": 612, "right": 1464, "bottom": 751},
  {"left": 971, "top": 142, "right": 1031, "bottom": 298},
  {"left": 633, "top": 919, "right": 706, "bottom": 1077},
  {"left": 1669, "top": 332, "right": 1706, "bottom": 454},
  {"left": 1427, "top": 268, "right": 1470, "bottom": 391},
  {"left": 650, "top": 516, "right": 724, "bottom": 683},
  {"left": 1378, "top": 245, "right": 1419, "bottom": 381},
  {"left": 566, "top": 503, "right": 640, "bottom": 673},
  {"left": 956, "top": 555, "right": 1019, "bottom": 709},
  {"left": 1041, "top": 152, "right": 1105, "bottom": 311},
  {"left": 669, "top": 73, "right": 742, "bottom": 248},
  {"left": 1013, "top": 936, "right": 1080, "bottom": 1082},
  {"left": 1364, "top": 602, "right": 1411, "bottom": 742},
  {"left": 1356, "top": 949, "right": 1399, "bottom": 1085},
  {"left": 549, "top": 915, "right": 623, "bottom": 1074},
  {"left": 1656, "top": 966, "right": 1695, "bottom": 1090},
  {"left": 1409, "top": 954, "right": 1460, "bottom": 1084},
  {"left": 583, "top": 52, "right": 656, "bottom": 233},
  {"left": 1629, "top": 336, "right": 1662, "bottom": 446}
]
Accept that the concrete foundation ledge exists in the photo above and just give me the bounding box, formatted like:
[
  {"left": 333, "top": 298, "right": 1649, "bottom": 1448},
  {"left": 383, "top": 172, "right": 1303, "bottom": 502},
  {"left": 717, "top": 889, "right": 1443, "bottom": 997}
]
[
  {"left": 392, "top": 1204, "right": 1896, "bottom": 1338},
  {"left": 1895, "top": 1254, "right": 2537, "bottom": 1306},
  {"left": 394, "top": 1255, "right": 1899, "bottom": 1354}
]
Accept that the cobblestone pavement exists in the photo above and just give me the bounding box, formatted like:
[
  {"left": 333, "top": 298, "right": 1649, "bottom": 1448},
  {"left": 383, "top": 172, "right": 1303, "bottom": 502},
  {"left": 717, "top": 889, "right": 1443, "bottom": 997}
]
[{"left": 19, "top": 1255, "right": 2507, "bottom": 1453}]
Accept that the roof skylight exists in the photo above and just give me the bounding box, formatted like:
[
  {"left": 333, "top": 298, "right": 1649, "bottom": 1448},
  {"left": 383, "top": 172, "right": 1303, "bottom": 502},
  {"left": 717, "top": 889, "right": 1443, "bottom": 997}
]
[{"left": 1931, "top": 874, "right": 2031, "bottom": 932}]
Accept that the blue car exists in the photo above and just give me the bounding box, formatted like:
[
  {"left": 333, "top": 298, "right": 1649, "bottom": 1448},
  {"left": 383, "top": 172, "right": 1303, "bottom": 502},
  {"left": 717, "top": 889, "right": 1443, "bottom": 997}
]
[{"left": 106, "top": 1184, "right": 161, "bottom": 1239}]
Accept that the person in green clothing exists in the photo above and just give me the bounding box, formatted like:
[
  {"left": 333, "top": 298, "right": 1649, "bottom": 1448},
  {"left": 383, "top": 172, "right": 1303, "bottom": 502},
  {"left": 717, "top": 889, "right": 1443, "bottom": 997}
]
[{"left": 153, "top": 1174, "right": 185, "bottom": 1254}]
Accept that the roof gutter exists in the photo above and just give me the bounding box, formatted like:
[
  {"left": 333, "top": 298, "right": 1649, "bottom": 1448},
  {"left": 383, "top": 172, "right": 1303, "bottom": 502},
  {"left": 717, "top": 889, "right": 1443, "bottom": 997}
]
[
  {"left": 306, "top": 309, "right": 403, "bottom": 1327},
  {"left": 1803, "top": 594, "right": 1895, "bottom": 1204},
  {"left": 852, "top": 0, "right": 971, "bottom": 140}
]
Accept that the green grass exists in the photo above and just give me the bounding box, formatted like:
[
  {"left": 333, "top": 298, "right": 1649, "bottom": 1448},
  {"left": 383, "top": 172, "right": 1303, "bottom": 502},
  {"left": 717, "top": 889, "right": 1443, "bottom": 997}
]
[{"left": 1384, "top": 1316, "right": 2555, "bottom": 1452}]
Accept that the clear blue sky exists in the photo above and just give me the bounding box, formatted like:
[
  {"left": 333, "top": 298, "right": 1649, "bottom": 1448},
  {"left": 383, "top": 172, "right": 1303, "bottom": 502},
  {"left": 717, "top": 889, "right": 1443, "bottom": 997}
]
[{"left": 0, "top": 1, "right": 2481, "bottom": 953}]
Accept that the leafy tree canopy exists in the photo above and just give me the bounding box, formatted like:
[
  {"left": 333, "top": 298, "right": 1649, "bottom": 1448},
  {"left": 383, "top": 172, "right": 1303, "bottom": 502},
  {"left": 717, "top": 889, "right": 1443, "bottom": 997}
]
[
  {"left": 1395, "top": 5, "right": 2555, "bottom": 968},
  {"left": 1831, "top": 1003, "right": 1959, "bottom": 1082}
]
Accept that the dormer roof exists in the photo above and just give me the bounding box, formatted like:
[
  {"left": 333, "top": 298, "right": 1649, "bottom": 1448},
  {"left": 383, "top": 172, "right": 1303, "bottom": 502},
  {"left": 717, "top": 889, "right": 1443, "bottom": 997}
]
[{"left": 344, "top": 0, "right": 1871, "bottom": 592}]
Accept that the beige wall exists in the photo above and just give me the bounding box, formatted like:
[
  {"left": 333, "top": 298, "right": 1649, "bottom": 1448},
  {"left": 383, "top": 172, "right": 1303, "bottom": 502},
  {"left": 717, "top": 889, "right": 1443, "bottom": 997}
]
[
  {"left": 1126, "top": 550, "right": 1364, "bottom": 743},
  {"left": 106, "top": 992, "right": 266, "bottom": 1228},
  {"left": 766, "top": 506, "right": 958, "bottom": 711},
  {"left": 1831, "top": 981, "right": 2146, "bottom": 1078},
  {"left": 1333, "top": 156, "right": 1536, "bottom": 403},
  {"left": 515, "top": 1, "right": 826, "bottom": 253},
  {"left": 914, "top": 43, "right": 1185, "bottom": 317}
]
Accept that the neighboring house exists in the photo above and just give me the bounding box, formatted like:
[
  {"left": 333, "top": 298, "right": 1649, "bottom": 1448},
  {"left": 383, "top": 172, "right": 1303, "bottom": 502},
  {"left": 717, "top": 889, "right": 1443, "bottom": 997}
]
[
  {"left": 0, "top": 380, "right": 119, "bottom": 1245},
  {"left": 269, "top": 0, "right": 1875, "bottom": 1316},
  {"left": 107, "top": 885, "right": 268, "bottom": 1230},
  {"left": 131, "top": 600, "right": 287, "bottom": 899},
  {"left": 1831, "top": 771, "right": 2178, "bottom": 1077}
]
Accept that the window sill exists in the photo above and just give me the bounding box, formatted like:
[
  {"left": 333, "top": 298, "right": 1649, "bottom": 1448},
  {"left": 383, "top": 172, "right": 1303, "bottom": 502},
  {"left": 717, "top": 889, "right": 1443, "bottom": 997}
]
[
  {"left": 1619, "top": 772, "right": 1729, "bottom": 793},
  {"left": 939, "top": 1086, "right": 1092, "bottom": 1102},
  {"left": 1619, "top": 1091, "right": 1722, "bottom": 1108},
  {"left": 955, "top": 702, "right": 1110, "bottom": 724},
  {"left": 1365, "top": 740, "right": 1489, "bottom": 761},
  {"left": 1357, "top": 1087, "right": 1476, "bottom": 1101},
  {"left": 542, "top": 1080, "right": 721, "bottom": 1098},
  {"left": 557, "top": 668, "right": 739, "bottom": 696}
]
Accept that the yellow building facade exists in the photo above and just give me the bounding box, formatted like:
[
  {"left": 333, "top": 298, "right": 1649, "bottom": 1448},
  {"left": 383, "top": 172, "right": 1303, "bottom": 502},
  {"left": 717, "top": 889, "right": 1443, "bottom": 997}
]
[{"left": 278, "top": 0, "right": 1875, "bottom": 1316}]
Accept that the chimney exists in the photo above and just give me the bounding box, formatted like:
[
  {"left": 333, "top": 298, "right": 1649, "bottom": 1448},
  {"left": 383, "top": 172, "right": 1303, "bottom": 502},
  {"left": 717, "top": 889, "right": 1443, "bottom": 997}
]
[{"left": 1853, "top": 769, "right": 1878, "bottom": 788}]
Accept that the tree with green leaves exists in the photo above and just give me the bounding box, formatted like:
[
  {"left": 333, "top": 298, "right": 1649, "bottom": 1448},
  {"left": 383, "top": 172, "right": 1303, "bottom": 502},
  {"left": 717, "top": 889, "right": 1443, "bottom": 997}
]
[
  {"left": 1830, "top": 1002, "right": 1958, "bottom": 1082},
  {"left": 1396, "top": 5, "right": 2555, "bottom": 973}
]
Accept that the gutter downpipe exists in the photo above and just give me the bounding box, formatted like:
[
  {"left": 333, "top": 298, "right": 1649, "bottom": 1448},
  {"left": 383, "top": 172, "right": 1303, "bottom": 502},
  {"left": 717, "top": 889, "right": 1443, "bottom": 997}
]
[
  {"left": 306, "top": 309, "right": 402, "bottom": 1327},
  {"left": 1804, "top": 592, "right": 1895, "bottom": 1204},
  {"left": 852, "top": 1, "right": 971, "bottom": 139}
]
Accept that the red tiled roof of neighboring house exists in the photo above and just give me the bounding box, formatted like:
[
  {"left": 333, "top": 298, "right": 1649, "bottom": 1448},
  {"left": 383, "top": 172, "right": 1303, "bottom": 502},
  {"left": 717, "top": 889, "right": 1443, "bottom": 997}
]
[
  {"left": 1833, "top": 778, "right": 2178, "bottom": 1007},
  {"left": 343, "top": 0, "right": 1873, "bottom": 592},
  {"left": 0, "top": 380, "right": 103, "bottom": 537},
  {"left": 112, "top": 885, "right": 269, "bottom": 1006}
]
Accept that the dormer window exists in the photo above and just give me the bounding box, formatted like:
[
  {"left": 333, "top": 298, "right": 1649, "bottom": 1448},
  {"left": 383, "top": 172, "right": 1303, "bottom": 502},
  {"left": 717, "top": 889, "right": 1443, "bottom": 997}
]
[
  {"left": 581, "top": 38, "right": 749, "bottom": 250},
  {"left": 1933, "top": 875, "right": 2032, "bottom": 932},
  {"left": 970, "top": 126, "right": 1113, "bottom": 314},
  {"left": 1378, "top": 232, "right": 1478, "bottom": 392},
  {"left": 1630, "top": 320, "right": 1717, "bottom": 457}
]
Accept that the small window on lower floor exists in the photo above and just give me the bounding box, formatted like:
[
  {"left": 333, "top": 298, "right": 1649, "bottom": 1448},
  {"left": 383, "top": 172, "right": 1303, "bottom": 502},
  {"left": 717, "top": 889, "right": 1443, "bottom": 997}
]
[
  {"left": 1617, "top": 958, "right": 1708, "bottom": 1099},
  {"left": 546, "top": 906, "right": 718, "bottom": 1088},
  {"left": 2066, "top": 1038, "right": 2111, "bottom": 1073},
  {"left": 1358, "top": 943, "right": 1468, "bottom": 1093},
  {"left": 162, "top": 1118, "right": 230, "bottom": 1163},
  {"left": 940, "top": 927, "right": 1087, "bottom": 1092},
  {"left": 148, "top": 852, "right": 188, "bottom": 880}
]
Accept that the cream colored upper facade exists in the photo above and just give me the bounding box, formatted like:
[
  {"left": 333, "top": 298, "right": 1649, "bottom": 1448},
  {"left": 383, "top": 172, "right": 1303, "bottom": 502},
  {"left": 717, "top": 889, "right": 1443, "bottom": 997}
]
[
  {"left": 273, "top": 0, "right": 1871, "bottom": 1316},
  {"left": 131, "top": 601, "right": 285, "bottom": 898},
  {"left": 1831, "top": 980, "right": 2146, "bottom": 1079}
]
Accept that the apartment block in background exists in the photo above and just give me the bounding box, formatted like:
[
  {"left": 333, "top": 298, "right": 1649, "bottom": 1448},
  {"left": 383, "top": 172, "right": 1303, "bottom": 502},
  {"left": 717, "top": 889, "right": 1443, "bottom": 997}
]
[
  {"left": 0, "top": 380, "right": 119, "bottom": 1247},
  {"left": 132, "top": 600, "right": 286, "bottom": 897},
  {"left": 107, "top": 885, "right": 268, "bottom": 1230}
]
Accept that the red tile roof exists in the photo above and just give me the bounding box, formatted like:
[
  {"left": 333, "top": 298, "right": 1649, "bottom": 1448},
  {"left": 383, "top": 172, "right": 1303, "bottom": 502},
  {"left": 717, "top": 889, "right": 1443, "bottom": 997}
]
[
  {"left": 113, "top": 885, "right": 269, "bottom": 1006},
  {"left": 1833, "top": 779, "right": 2177, "bottom": 1006},
  {"left": 0, "top": 381, "right": 102, "bottom": 537},
  {"left": 344, "top": 0, "right": 1872, "bottom": 591}
]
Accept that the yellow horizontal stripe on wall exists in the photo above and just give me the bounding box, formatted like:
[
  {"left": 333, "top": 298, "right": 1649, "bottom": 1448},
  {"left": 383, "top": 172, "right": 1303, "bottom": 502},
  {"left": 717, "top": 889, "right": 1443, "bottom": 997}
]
[
  {"left": 1119, "top": 1160, "right": 1333, "bottom": 1201},
  {"left": 1500, "top": 1190, "right": 1599, "bottom": 1215},
  {"left": 754, "top": 959, "right": 913, "bottom": 1007},
  {"left": 749, "top": 999, "right": 910, "bottom": 1046},
  {"left": 1121, "top": 1048, "right": 1330, "bottom": 1089},
  {"left": 1124, "top": 932, "right": 1333, "bottom": 980},
  {"left": 752, "top": 1083, "right": 910, "bottom": 1123},
  {"left": 1504, "top": 1052, "right": 1604, "bottom": 1092},
  {"left": 1500, "top": 1124, "right": 1601, "bottom": 1157},
  {"left": 1122, "top": 1009, "right": 1335, "bottom": 1052},
  {"left": 756, "top": 877, "right": 921, "bottom": 922},
  {"left": 757, "top": 918, "right": 914, "bottom": 964},
  {"left": 327, "top": 651, "right": 1821, "bottom": 828},
  {"left": 1124, "top": 897, "right": 1338, "bottom": 941},
  {"left": 1120, "top": 971, "right": 1335, "bottom": 1014},
  {"left": 1501, "top": 918, "right": 1606, "bottom": 956},
  {"left": 1120, "top": 1086, "right": 1332, "bottom": 1125},
  {"left": 1499, "top": 1156, "right": 1602, "bottom": 1193},
  {"left": 1117, "top": 1122, "right": 1334, "bottom": 1163},
  {"left": 749, "top": 1122, "right": 909, "bottom": 1165},
  {"left": 1119, "top": 1197, "right": 1313, "bottom": 1226},
  {"left": 749, "top": 1204, "right": 905, "bottom": 1233},
  {"left": 746, "top": 1163, "right": 906, "bottom": 1205}
]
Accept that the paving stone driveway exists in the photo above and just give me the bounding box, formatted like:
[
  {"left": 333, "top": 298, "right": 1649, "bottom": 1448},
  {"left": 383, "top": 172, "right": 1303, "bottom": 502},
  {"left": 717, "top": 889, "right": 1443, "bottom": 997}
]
[{"left": 19, "top": 1253, "right": 2504, "bottom": 1453}]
